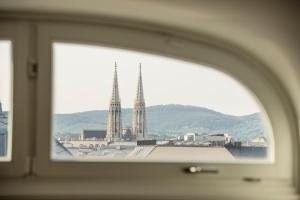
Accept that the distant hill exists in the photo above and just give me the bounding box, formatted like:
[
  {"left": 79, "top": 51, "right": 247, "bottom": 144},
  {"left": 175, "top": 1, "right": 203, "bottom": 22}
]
[{"left": 53, "top": 104, "right": 268, "bottom": 142}]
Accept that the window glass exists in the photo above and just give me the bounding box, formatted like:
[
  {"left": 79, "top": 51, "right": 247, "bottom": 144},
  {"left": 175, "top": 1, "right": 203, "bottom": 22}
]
[
  {"left": 51, "top": 42, "right": 272, "bottom": 162},
  {"left": 0, "top": 40, "right": 12, "bottom": 161}
]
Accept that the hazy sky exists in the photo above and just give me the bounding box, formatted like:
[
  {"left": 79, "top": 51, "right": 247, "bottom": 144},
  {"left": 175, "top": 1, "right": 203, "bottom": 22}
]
[
  {"left": 0, "top": 41, "right": 12, "bottom": 111},
  {"left": 52, "top": 43, "right": 260, "bottom": 116}
]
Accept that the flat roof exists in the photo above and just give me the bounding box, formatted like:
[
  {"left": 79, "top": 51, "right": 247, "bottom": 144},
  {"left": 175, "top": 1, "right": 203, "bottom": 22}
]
[{"left": 146, "top": 146, "right": 235, "bottom": 162}]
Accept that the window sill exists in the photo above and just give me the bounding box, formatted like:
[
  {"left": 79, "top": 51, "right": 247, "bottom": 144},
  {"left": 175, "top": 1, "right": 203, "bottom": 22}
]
[{"left": 0, "top": 176, "right": 297, "bottom": 200}]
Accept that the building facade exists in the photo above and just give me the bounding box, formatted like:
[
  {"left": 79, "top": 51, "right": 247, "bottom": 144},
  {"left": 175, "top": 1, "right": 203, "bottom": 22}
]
[
  {"left": 206, "top": 133, "right": 232, "bottom": 147},
  {"left": 80, "top": 129, "right": 107, "bottom": 140},
  {"left": 132, "top": 64, "right": 147, "bottom": 140},
  {"left": 122, "top": 128, "right": 133, "bottom": 141},
  {"left": 106, "top": 63, "right": 122, "bottom": 141}
]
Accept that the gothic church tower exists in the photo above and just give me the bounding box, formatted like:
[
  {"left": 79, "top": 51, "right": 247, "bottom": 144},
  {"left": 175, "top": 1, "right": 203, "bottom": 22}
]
[
  {"left": 132, "top": 63, "right": 147, "bottom": 140},
  {"left": 106, "top": 63, "right": 122, "bottom": 141}
]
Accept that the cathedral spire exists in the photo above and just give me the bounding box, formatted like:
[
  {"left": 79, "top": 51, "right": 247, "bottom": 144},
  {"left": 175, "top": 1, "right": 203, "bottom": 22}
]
[
  {"left": 132, "top": 63, "right": 147, "bottom": 140},
  {"left": 106, "top": 62, "right": 122, "bottom": 141},
  {"left": 136, "top": 63, "right": 144, "bottom": 102},
  {"left": 111, "top": 62, "right": 120, "bottom": 103}
]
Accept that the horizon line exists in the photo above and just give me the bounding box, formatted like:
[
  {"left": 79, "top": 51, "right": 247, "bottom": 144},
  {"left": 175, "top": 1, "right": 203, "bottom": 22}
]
[{"left": 53, "top": 103, "right": 260, "bottom": 117}]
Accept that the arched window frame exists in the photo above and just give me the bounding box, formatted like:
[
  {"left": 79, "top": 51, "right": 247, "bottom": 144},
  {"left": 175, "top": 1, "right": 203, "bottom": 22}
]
[{"left": 34, "top": 22, "right": 297, "bottom": 178}]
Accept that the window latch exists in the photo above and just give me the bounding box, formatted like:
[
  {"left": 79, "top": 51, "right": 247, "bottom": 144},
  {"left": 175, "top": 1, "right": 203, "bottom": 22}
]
[
  {"left": 27, "top": 59, "right": 38, "bottom": 78},
  {"left": 184, "top": 166, "right": 219, "bottom": 174}
]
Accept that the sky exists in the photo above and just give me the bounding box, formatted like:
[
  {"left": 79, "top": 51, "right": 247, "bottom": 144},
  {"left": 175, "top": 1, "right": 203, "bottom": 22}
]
[
  {"left": 52, "top": 42, "right": 261, "bottom": 116},
  {"left": 0, "top": 41, "right": 12, "bottom": 111}
]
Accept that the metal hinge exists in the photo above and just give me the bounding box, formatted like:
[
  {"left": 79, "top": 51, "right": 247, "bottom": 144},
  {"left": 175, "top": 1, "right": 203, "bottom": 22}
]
[{"left": 27, "top": 59, "right": 38, "bottom": 78}]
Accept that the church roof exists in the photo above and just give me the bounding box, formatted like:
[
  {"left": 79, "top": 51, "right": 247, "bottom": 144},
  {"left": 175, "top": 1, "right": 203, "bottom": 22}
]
[{"left": 82, "top": 129, "right": 107, "bottom": 139}]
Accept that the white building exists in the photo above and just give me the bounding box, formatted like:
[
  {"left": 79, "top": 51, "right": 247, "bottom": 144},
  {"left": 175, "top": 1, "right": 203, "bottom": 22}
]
[
  {"left": 248, "top": 136, "right": 267, "bottom": 147},
  {"left": 206, "top": 133, "right": 232, "bottom": 147},
  {"left": 183, "top": 133, "right": 196, "bottom": 141}
]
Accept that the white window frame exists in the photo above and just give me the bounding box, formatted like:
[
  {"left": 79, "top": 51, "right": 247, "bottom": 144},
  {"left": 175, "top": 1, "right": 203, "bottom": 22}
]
[
  {"left": 0, "top": 19, "right": 298, "bottom": 199},
  {"left": 0, "top": 22, "right": 31, "bottom": 177},
  {"left": 33, "top": 22, "right": 297, "bottom": 182}
]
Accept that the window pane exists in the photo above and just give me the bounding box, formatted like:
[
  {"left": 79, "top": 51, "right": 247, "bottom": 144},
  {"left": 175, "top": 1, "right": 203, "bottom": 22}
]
[
  {"left": 51, "top": 42, "right": 273, "bottom": 162},
  {"left": 0, "top": 40, "right": 12, "bottom": 161}
]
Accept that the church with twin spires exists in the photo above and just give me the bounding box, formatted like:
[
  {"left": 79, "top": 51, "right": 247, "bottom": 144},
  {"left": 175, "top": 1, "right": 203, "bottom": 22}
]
[{"left": 106, "top": 62, "right": 147, "bottom": 141}]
